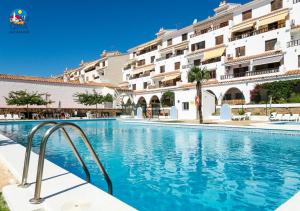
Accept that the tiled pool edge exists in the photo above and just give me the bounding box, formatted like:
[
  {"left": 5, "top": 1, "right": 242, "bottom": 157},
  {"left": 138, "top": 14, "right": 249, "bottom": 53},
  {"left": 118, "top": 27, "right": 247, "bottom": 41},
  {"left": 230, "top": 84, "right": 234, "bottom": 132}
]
[
  {"left": 0, "top": 133, "right": 135, "bottom": 211},
  {"left": 120, "top": 119, "right": 300, "bottom": 136}
]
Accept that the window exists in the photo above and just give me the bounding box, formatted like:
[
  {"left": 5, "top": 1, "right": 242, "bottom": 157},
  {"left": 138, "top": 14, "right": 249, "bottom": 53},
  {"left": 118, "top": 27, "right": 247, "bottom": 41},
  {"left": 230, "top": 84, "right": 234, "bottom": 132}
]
[
  {"left": 175, "top": 62, "right": 181, "bottom": 70},
  {"left": 271, "top": 0, "right": 282, "bottom": 11},
  {"left": 220, "top": 21, "right": 229, "bottom": 28},
  {"left": 132, "top": 84, "right": 136, "bottom": 90},
  {"left": 167, "top": 39, "right": 172, "bottom": 46},
  {"left": 176, "top": 49, "right": 184, "bottom": 56},
  {"left": 265, "top": 39, "right": 277, "bottom": 51},
  {"left": 298, "top": 55, "right": 300, "bottom": 67},
  {"left": 194, "top": 59, "right": 201, "bottom": 66},
  {"left": 182, "top": 102, "right": 189, "bottom": 110},
  {"left": 160, "top": 65, "right": 165, "bottom": 73},
  {"left": 215, "top": 35, "right": 224, "bottom": 45},
  {"left": 151, "top": 56, "right": 155, "bottom": 63},
  {"left": 209, "top": 70, "right": 216, "bottom": 79},
  {"left": 86, "top": 77, "right": 89, "bottom": 81},
  {"left": 242, "top": 10, "right": 252, "bottom": 21},
  {"left": 166, "top": 53, "right": 172, "bottom": 59},
  {"left": 235, "top": 46, "right": 245, "bottom": 57},
  {"left": 182, "top": 33, "right": 188, "bottom": 41},
  {"left": 102, "top": 61, "right": 106, "bottom": 67},
  {"left": 143, "top": 82, "right": 148, "bottom": 89},
  {"left": 191, "top": 41, "right": 205, "bottom": 51},
  {"left": 137, "top": 59, "right": 145, "bottom": 66}
]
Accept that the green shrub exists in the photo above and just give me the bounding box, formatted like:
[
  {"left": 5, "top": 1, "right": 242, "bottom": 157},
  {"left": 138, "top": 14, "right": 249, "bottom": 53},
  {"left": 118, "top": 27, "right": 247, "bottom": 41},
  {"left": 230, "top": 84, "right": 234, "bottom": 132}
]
[
  {"left": 250, "top": 79, "right": 300, "bottom": 104},
  {"left": 288, "top": 93, "right": 300, "bottom": 103}
]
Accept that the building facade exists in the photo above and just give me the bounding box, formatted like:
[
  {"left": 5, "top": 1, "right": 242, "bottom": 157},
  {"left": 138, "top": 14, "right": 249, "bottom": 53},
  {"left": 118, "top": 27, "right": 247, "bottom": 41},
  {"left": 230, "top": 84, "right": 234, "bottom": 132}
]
[
  {"left": 118, "top": 0, "right": 300, "bottom": 119},
  {"left": 63, "top": 51, "right": 129, "bottom": 85}
]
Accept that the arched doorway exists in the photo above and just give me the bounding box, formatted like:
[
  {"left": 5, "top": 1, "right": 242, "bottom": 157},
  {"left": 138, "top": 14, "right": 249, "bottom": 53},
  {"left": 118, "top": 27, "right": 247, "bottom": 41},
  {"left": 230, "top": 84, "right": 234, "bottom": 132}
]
[
  {"left": 137, "top": 97, "right": 147, "bottom": 115},
  {"left": 222, "top": 88, "right": 245, "bottom": 105},
  {"left": 160, "top": 91, "right": 175, "bottom": 107},
  {"left": 122, "top": 98, "right": 134, "bottom": 115},
  {"left": 149, "top": 95, "right": 160, "bottom": 118},
  {"left": 206, "top": 90, "right": 218, "bottom": 105}
]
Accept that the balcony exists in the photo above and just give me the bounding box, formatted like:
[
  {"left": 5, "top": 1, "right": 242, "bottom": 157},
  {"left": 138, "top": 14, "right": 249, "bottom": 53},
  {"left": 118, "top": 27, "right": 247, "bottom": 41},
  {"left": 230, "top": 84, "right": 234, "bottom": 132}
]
[
  {"left": 156, "top": 53, "right": 184, "bottom": 62},
  {"left": 220, "top": 68, "right": 279, "bottom": 80},
  {"left": 287, "top": 39, "right": 300, "bottom": 48},
  {"left": 129, "top": 72, "right": 151, "bottom": 80},
  {"left": 190, "top": 23, "right": 229, "bottom": 38},
  {"left": 229, "top": 23, "right": 285, "bottom": 42}
]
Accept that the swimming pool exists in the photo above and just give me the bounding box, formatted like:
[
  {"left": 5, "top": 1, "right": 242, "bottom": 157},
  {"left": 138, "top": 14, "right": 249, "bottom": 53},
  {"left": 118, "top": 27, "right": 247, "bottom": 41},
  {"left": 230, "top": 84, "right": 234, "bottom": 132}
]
[{"left": 0, "top": 120, "right": 299, "bottom": 210}]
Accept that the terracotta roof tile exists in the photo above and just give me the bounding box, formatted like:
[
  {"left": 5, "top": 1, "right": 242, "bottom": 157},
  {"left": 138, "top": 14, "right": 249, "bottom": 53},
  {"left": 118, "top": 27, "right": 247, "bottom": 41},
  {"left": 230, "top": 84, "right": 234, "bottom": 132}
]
[
  {"left": 285, "top": 69, "right": 300, "bottom": 75},
  {"left": 0, "top": 74, "right": 120, "bottom": 89}
]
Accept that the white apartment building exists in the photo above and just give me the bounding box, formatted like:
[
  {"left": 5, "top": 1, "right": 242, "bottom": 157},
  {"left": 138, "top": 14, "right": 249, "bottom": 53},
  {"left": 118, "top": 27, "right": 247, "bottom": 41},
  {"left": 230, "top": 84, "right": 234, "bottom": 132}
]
[
  {"left": 63, "top": 51, "right": 129, "bottom": 85},
  {"left": 118, "top": 0, "right": 300, "bottom": 120}
]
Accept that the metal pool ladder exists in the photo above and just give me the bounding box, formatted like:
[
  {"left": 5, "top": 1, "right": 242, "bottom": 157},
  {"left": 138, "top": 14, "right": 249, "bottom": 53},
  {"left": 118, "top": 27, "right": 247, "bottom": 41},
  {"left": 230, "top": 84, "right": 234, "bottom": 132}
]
[{"left": 19, "top": 121, "right": 113, "bottom": 204}]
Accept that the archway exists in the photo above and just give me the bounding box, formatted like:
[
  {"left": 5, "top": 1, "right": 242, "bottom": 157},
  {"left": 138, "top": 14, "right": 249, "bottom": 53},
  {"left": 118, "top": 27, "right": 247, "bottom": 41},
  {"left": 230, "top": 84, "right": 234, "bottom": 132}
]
[
  {"left": 149, "top": 95, "right": 161, "bottom": 117},
  {"left": 137, "top": 97, "right": 147, "bottom": 115},
  {"left": 222, "top": 87, "right": 245, "bottom": 105},
  {"left": 206, "top": 90, "right": 218, "bottom": 104},
  {"left": 160, "top": 91, "right": 175, "bottom": 107},
  {"left": 122, "top": 98, "right": 134, "bottom": 115}
]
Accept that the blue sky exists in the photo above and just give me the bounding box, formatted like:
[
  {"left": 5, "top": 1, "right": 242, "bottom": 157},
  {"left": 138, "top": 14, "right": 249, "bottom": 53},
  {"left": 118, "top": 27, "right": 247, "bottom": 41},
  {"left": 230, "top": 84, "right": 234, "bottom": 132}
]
[{"left": 0, "top": 0, "right": 249, "bottom": 77}]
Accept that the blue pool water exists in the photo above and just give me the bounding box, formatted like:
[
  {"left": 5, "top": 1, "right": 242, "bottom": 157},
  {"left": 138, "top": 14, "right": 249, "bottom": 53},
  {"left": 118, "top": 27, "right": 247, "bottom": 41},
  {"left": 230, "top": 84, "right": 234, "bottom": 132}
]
[{"left": 0, "top": 120, "right": 300, "bottom": 210}]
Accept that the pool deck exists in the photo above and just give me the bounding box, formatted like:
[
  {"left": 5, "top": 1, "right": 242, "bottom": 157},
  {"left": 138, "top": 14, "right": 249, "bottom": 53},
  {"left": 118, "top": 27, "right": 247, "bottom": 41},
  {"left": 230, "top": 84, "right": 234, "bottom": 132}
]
[{"left": 0, "top": 133, "right": 136, "bottom": 211}]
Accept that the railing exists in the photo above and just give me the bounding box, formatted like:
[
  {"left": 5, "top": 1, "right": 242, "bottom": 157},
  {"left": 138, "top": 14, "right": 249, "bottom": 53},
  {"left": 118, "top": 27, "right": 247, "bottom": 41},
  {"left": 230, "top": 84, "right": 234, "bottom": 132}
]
[
  {"left": 190, "top": 23, "right": 228, "bottom": 38},
  {"left": 229, "top": 23, "right": 285, "bottom": 42},
  {"left": 20, "top": 122, "right": 113, "bottom": 204},
  {"left": 294, "top": 0, "right": 300, "bottom": 3},
  {"left": 129, "top": 72, "right": 151, "bottom": 80},
  {"left": 287, "top": 39, "right": 300, "bottom": 48},
  {"left": 19, "top": 122, "right": 91, "bottom": 187},
  {"left": 220, "top": 68, "right": 279, "bottom": 80},
  {"left": 156, "top": 53, "right": 183, "bottom": 62}
]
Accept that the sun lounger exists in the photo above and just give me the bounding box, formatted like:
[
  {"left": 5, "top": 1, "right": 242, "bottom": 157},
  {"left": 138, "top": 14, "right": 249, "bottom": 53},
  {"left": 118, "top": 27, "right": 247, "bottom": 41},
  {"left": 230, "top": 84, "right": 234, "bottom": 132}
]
[
  {"left": 0, "top": 114, "right": 5, "bottom": 120},
  {"left": 6, "top": 114, "right": 14, "bottom": 120},
  {"left": 282, "top": 114, "right": 291, "bottom": 121},
  {"left": 274, "top": 114, "right": 283, "bottom": 121},
  {"left": 290, "top": 114, "right": 299, "bottom": 122},
  {"left": 269, "top": 112, "right": 277, "bottom": 121},
  {"left": 13, "top": 114, "right": 20, "bottom": 120},
  {"left": 245, "top": 112, "right": 251, "bottom": 120}
]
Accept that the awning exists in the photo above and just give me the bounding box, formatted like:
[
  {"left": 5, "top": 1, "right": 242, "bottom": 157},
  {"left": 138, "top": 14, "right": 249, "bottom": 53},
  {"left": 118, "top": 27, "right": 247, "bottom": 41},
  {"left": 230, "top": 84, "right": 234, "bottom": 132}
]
[
  {"left": 161, "top": 73, "right": 180, "bottom": 82},
  {"left": 252, "top": 55, "right": 283, "bottom": 66},
  {"left": 203, "top": 47, "right": 225, "bottom": 61},
  {"left": 131, "top": 64, "right": 154, "bottom": 75},
  {"left": 258, "top": 10, "right": 288, "bottom": 27},
  {"left": 131, "top": 68, "right": 144, "bottom": 75},
  {"left": 231, "top": 20, "right": 256, "bottom": 33}
]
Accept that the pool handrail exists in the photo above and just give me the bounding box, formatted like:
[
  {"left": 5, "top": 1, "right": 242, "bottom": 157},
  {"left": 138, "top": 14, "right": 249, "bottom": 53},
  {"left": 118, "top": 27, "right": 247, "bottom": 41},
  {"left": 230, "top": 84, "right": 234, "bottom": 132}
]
[
  {"left": 29, "top": 122, "right": 113, "bottom": 204},
  {"left": 20, "top": 121, "right": 91, "bottom": 187}
]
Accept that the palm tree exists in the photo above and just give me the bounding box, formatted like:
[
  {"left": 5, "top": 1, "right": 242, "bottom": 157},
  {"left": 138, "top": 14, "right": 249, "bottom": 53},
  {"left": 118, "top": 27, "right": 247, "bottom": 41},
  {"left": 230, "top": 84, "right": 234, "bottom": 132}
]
[{"left": 188, "top": 66, "right": 210, "bottom": 123}]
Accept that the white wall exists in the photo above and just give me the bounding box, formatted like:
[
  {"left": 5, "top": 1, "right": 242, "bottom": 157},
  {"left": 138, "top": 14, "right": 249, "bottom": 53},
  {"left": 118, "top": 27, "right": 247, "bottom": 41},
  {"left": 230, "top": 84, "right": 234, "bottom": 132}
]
[{"left": 0, "top": 79, "right": 115, "bottom": 109}]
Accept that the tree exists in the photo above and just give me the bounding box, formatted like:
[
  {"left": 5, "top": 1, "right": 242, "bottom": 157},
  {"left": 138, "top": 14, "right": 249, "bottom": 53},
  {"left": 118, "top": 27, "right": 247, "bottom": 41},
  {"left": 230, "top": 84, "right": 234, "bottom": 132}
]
[
  {"left": 74, "top": 91, "right": 103, "bottom": 109},
  {"left": 188, "top": 66, "right": 210, "bottom": 123},
  {"left": 5, "top": 90, "right": 53, "bottom": 118},
  {"left": 103, "top": 93, "right": 113, "bottom": 103},
  {"left": 161, "top": 91, "right": 175, "bottom": 107}
]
